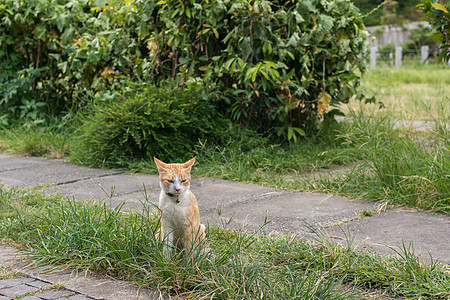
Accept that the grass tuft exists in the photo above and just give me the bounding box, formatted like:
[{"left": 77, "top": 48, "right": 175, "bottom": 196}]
[
  {"left": 300, "top": 108, "right": 450, "bottom": 213},
  {"left": 0, "top": 266, "right": 24, "bottom": 279},
  {"left": 0, "top": 125, "right": 70, "bottom": 159}
]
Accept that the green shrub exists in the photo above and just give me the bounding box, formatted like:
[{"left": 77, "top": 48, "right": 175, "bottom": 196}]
[
  {"left": 0, "top": 0, "right": 99, "bottom": 123},
  {"left": 417, "top": 0, "right": 450, "bottom": 62},
  {"left": 73, "top": 84, "right": 227, "bottom": 166},
  {"left": 133, "top": 0, "right": 369, "bottom": 136},
  {"left": 402, "top": 25, "right": 439, "bottom": 53},
  {"left": 2, "top": 0, "right": 369, "bottom": 138}
]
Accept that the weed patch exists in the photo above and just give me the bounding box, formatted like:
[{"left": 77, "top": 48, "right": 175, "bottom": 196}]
[
  {"left": 0, "top": 266, "right": 23, "bottom": 279},
  {"left": 0, "top": 186, "right": 448, "bottom": 299},
  {"left": 299, "top": 110, "right": 450, "bottom": 213}
]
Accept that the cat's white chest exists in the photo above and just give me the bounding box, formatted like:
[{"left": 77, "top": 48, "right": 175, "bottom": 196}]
[{"left": 159, "top": 191, "right": 190, "bottom": 230}]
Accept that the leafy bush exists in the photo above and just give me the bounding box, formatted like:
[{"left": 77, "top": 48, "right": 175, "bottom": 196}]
[
  {"left": 137, "top": 0, "right": 369, "bottom": 136},
  {"left": 65, "top": 0, "right": 369, "bottom": 138},
  {"left": 0, "top": 0, "right": 98, "bottom": 123},
  {"left": 417, "top": 0, "right": 450, "bottom": 62},
  {"left": 1, "top": 0, "right": 369, "bottom": 139},
  {"left": 402, "top": 25, "right": 440, "bottom": 53},
  {"left": 73, "top": 84, "right": 227, "bottom": 166}
]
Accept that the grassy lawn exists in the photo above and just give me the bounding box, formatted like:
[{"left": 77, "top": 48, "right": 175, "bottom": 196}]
[
  {"left": 342, "top": 64, "right": 450, "bottom": 121},
  {"left": 1, "top": 186, "right": 449, "bottom": 299}
]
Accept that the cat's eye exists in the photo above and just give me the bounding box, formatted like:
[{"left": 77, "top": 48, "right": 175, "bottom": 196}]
[
  {"left": 181, "top": 179, "right": 187, "bottom": 183},
  {"left": 166, "top": 179, "right": 174, "bottom": 183}
]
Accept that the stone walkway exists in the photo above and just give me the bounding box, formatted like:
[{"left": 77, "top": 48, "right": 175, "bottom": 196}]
[
  {"left": 0, "top": 276, "right": 92, "bottom": 300},
  {"left": 0, "top": 153, "right": 449, "bottom": 299}
]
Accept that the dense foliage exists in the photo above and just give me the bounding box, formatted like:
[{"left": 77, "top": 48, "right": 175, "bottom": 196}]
[
  {"left": 0, "top": 0, "right": 96, "bottom": 125},
  {"left": 73, "top": 84, "right": 227, "bottom": 165},
  {"left": 1, "top": 0, "right": 369, "bottom": 146},
  {"left": 417, "top": 0, "right": 450, "bottom": 62},
  {"left": 352, "top": 0, "right": 422, "bottom": 26},
  {"left": 72, "top": 0, "right": 369, "bottom": 138}
]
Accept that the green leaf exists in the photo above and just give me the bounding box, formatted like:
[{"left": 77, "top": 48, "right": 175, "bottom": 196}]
[
  {"left": 222, "top": 32, "right": 234, "bottom": 44},
  {"left": 431, "top": 3, "right": 448, "bottom": 13},
  {"left": 57, "top": 62, "right": 68, "bottom": 74},
  {"left": 293, "top": 11, "right": 305, "bottom": 23},
  {"left": 168, "top": 36, "right": 174, "bottom": 46},
  {"left": 252, "top": 67, "right": 258, "bottom": 82},
  {"left": 286, "top": 68, "right": 296, "bottom": 80},
  {"left": 286, "top": 33, "right": 300, "bottom": 48},
  {"left": 286, "top": 51, "right": 295, "bottom": 60},
  {"left": 224, "top": 58, "right": 236, "bottom": 70},
  {"left": 240, "top": 37, "right": 252, "bottom": 61},
  {"left": 171, "top": 9, "right": 179, "bottom": 19},
  {"left": 430, "top": 32, "right": 443, "bottom": 42},
  {"left": 288, "top": 126, "right": 294, "bottom": 141},
  {"left": 212, "top": 28, "right": 219, "bottom": 39},
  {"left": 260, "top": 69, "right": 269, "bottom": 80},
  {"left": 437, "top": 51, "right": 446, "bottom": 63},
  {"left": 265, "top": 61, "right": 277, "bottom": 69},
  {"left": 61, "top": 26, "right": 75, "bottom": 44},
  {"left": 293, "top": 127, "right": 306, "bottom": 137},
  {"left": 180, "top": 57, "right": 192, "bottom": 64},
  {"left": 230, "top": 61, "right": 237, "bottom": 74},
  {"left": 268, "top": 68, "right": 280, "bottom": 80},
  {"left": 34, "top": 24, "right": 47, "bottom": 41},
  {"left": 186, "top": 6, "right": 191, "bottom": 18},
  {"left": 263, "top": 41, "right": 268, "bottom": 53}
]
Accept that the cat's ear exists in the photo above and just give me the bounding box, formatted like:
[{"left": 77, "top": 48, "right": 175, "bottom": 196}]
[
  {"left": 182, "top": 157, "right": 196, "bottom": 171},
  {"left": 154, "top": 157, "right": 168, "bottom": 172}
]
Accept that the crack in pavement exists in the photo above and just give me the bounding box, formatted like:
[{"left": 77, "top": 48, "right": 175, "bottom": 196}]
[
  {"left": 202, "top": 190, "right": 291, "bottom": 214},
  {"left": 0, "top": 166, "right": 34, "bottom": 173},
  {"left": 54, "top": 171, "right": 126, "bottom": 186}
]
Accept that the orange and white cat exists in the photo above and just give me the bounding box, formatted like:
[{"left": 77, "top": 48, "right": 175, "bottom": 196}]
[{"left": 154, "top": 157, "right": 206, "bottom": 257}]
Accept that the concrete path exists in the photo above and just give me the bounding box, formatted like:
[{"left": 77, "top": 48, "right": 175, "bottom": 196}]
[
  {"left": 0, "top": 244, "right": 161, "bottom": 300},
  {"left": 0, "top": 153, "right": 449, "bottom": 299}
]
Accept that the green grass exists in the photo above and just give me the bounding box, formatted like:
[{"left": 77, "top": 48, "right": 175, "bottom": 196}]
[
  {"left": 0, "top": 108, "right": 448, "bottom": 214},
  {"left": 296, "top": 109, "right": 450, "bottom": 213},
  {"left": 0, "top": 266, "right": 24, "bottom": 279},
  {"left": 1, "top": 185, "right": 449, "bottom": 299},
  {"left": 192, "top": 125, "right": 358, "bottom": 181},
  {"left": 343, "top": 64, "right": 450, "bottom": 121},
  {"left": 0, "top": 116, "right": 75, "bottom": 158}
]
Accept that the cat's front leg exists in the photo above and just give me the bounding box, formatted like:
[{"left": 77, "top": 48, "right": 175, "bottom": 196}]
[{"left": 162, "top": 231, "right": 175, "bottom": 259}]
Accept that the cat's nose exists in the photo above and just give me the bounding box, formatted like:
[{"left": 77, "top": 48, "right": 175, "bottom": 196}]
[{"left": 174, "top": 187, "right": 181, "bottom": 192}]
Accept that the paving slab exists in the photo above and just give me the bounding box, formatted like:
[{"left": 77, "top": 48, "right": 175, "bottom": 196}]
[
  {"left": 33, "top": 288, "right": 76, "bottom": 299},
  {"left": 0, "top": 245, "right": 163, "bottom": 300},
  {"left": 44, "top": 173, "right": 160, "bottom": 201},
  {"left": 202, "top": 189, "right": 376, "bottom": 235},
  {"left": 326, "top": 209, "right": 450, "bottom": 265},
  {"left": 0, "top": 283, "right": 37, "bottom": 297},
  {"left": 0, "top": 154, "right": 122, "bottom": 188}
]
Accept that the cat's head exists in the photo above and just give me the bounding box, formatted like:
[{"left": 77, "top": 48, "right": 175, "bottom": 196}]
[{"left": 154, "top": 157, "right": 196, "bottom": 196}]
